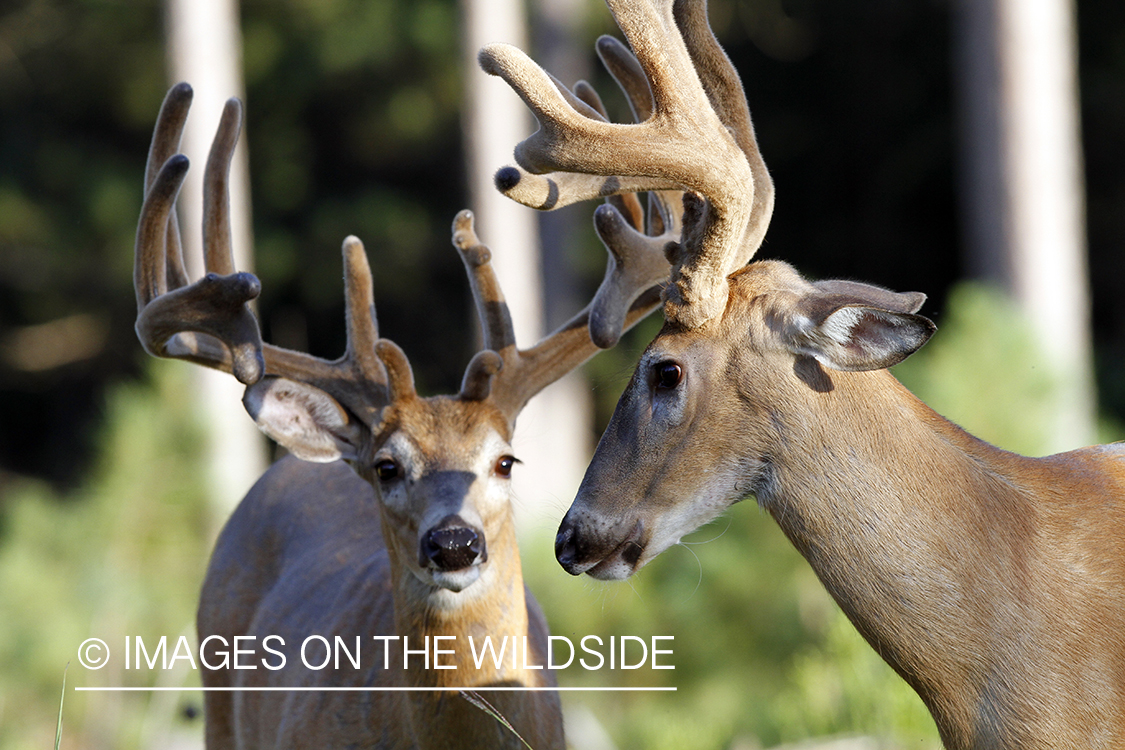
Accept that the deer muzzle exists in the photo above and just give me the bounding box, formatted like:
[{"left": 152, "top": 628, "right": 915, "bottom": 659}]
[
  {"left": 555, "top": 512, "right": 644, "bottom": 580},
  {"left": 419, "top": 515, "right": 488, "bottom": 592}
]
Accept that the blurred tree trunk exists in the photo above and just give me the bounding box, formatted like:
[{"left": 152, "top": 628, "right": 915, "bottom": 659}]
[
  {"left": 164, "top": 0, "right": 268, "bottom": 520},
  {"left": 533, "top": 0, "right": 593, "bottom": 334},
  {"left": 955, "top": 0, "right": 1096, "bottom": 452},
  {"left": 460, "top": 0, "right": 594, "bottom": 535}
]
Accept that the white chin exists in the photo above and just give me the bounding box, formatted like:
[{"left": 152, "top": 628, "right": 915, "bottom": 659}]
[
  {"left": 431, "top": 567, "right": 482, "bottom": 592},
  {"left": 585, "top": 552, "right": 645, "bottom": 581},
  {"left": 585, "top": 534, "right": 683, "bottom": 581}
]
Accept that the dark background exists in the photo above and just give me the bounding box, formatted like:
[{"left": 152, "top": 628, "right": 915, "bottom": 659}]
[{"left": 1, "top": 0, "right": 1123, "bottom": 491}]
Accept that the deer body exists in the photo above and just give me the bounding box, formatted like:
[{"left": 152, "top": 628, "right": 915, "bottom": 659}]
[
  {"left": 766, "top": 406, "right": 1125, "bottom": 747},
  {"left": 561, "top": 261, "right": 1125, "bottom": 748},
  {"left": 135, "top": 82, "right": 665, "bottom": 748},
  {"left": 479, "top": 0, "right": 1125, "bottom": 743},
  {"left": 199, "top": 454, "right": 559, "bottom": 750}
]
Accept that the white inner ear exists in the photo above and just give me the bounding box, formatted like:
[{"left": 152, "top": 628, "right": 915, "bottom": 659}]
[
  {"left": 819, "top": 306, "right": 865, "bottom": 346},
  {"left": 809, "top": 306, "right": 930, "bottom": 372},
  {"left": 243, "top": 378, "right": 362, "bottom": 463}
]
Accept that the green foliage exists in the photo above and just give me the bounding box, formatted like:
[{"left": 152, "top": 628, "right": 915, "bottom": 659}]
[
  {"left": 0, "top": 363, "right": 209, "bottom": 749},
  {"left": 893, "top": 282, "right": 1060, "bottom": 455},
  {"left": 770, "top": 612, "right": 938, "bottom": 746}
]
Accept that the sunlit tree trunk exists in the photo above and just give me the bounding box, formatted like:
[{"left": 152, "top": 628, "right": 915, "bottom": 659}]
[
  {"left": 164, "top": 0, "right": 268, "bottom": 519},
  {"left": 460, "top": 0, "right": 593, "bottom": 535},
  {"left": 955, "top": 0, "right": 1096, "bottom": 452},
  {"left": 533, "top": 0, "right": 592, "bottom": 333}
]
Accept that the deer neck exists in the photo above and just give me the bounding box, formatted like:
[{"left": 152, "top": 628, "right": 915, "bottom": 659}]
[
  {"left": 383, "top": 520, "right": 555, "bottom": 750},
  {"left": 761, "top": 368, "right": 1031, "bottom": 565},
  {"left": 760, "top": 368, "right": 1038, "bottom": 744},
  {"left": 385, "top": 520, "right": 544, "bottom": 688}
]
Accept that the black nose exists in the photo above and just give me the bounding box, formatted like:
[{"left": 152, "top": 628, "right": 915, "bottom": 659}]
[
  {"left": 555, "top": 517, "right": 582, "bottom": 576},
  {"left": 421, "top": 516, "right": 486, "bottom": 571}
]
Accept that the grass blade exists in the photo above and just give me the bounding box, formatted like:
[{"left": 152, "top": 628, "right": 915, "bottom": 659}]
[
  {"left": 54, "top": 663, "right": 68, "bottom": 750},
  {"left": 459, "top": 690, "right": 535, "bottom": 750}
]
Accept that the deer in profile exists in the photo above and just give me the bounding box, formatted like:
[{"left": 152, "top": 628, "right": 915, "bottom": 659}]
[
  {"left": 133, "top": 82, "right": 665, "bottom": 749},
  {"left": 480, "top": 0, "right": 1125, "bottom": 747}
]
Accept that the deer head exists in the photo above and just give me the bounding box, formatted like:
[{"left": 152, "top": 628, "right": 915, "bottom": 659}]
[
  {"left": 481, "top": 0, "right": 936, "bottom": 579},
  {"left": 134, "top": 83, "right": 667, "bottom": 597}
]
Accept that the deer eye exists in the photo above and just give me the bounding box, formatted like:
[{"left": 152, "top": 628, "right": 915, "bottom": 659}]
[
  {"left": 654, "top": 361, "right": 683, "bottom": 390},
  {"left": 494, "top": 455, "right": 519, "bottom": 478},
  {"left": 374, "top": 459, "right": 399, "bottom": 481}
]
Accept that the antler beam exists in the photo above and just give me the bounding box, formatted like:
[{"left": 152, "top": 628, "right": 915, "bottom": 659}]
[
  {"left": 134, "top": 84, "right": 390, "bottom": 426},
  {"left": 481, "top": 0, "right": 774, "bottom": 329},
  {"left": 451, "top": 210, "right": 662, "bottom": 424}
]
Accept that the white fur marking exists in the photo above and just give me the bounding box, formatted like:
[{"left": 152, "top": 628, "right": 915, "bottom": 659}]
[{"left": 821, "top": 306, "right": 863, "bottom": 345}]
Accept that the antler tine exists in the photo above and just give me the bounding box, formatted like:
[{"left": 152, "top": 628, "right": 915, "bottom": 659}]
[
  {"left": 145, "top": 83, "right": 190, "bottom": 193},
  {"left": 586, "top": 35, "right": 684, "bottom": 348},
  {"left": 571, "top": 79, "right": 647, "bottom": 233},
  {"left": 258, "top": 236, "right": 391, "bottom": 427},
  {"left": 448, "top": 211, "right": 662, "bottom": 424},
  {"left": 478, "top": 2, "right": 737, "bottom": 185},
  {"left": 489, "top": 284, "right": 663, "bottom": 423},
  {"left": 587, "top": 202, "right": 674, "bottom": 348},
  {"left": 451, "top": 210, "right": 516, "bottom": 353},
  {"left": 489, "top": 36, "right": 682, "bottom": 213},
  {"left": 493, "top": 161, "right": 682, "bottom": 212},
  {"left": 135, "top": 83, "right": 392, "bottom": 426},
  {"left": 339, "top": 237, "right": 384, "bottom": 382},
  {"left": 591, "top": 34, "right": 685, "bottom": 240},
  {"left": 144, "top": 82, "right": 192, "bottom": 292},
  {"left": 450, "top": 211, "right": 508, "bottom": 404},
  {"left": 202, "top": 98, "right": 242, "bottom": 276},
  {"left": 209, "top": 106, "right": 389, "bottom": 416},
  {"left": 454, "top": 46, "right": 677, "bottom": 412},
  {"left": 480, "top": 0, "right": 768, "bottom": 329},
  {"left": 134, "top": 86, "right": 264, "bottom": 385},
  {"left": 672, "top": 0, "right": 774, "bottom": 261},
  {"left": 497, "top": 34, "right": 681, "bottom": 351}
]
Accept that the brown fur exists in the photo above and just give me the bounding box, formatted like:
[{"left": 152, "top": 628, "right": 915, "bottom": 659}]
[
  {"left": 198, "top": 395, "right": 563, "bottom": 750},
  {"left": 563, "top": 260, "right": 1125, "bottom": 749},
  {"left": 137, "top": 83, "right": 610, "bottom": 750}
]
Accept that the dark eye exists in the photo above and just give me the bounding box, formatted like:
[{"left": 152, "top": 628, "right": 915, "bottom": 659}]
[
  {"left": 654, "top": 361, "right": 683, "bottom": 390},
  {"left": 374, "top": 459, "right": 398, "bottom": 481},
  {"left": 494, "top": 455, "right": 519, "bottom": 478}
]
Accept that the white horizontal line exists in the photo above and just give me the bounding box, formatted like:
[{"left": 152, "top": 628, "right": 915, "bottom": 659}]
[{"left": 75, "top": 686, "right": 675, "bottom": 692}]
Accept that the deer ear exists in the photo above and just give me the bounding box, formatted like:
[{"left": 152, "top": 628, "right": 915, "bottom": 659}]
[
  {"left": 788, "top": 304, "right": 936, "bottom": 372},
  {"left": 242, "top": 377, "right": 364, "bottom": 462},
  {"left": 811, "top": 279, "right": 927, "bottom": 314}
]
